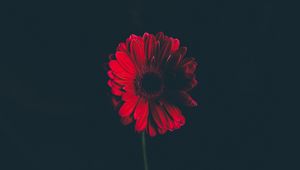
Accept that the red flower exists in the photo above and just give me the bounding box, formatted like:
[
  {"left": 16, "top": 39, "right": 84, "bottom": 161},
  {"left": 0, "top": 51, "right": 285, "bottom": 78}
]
[{"left": 107, "top": 32, "right": 198, "bottom": 137}]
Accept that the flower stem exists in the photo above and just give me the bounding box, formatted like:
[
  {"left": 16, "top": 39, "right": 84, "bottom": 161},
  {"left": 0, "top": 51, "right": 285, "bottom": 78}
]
[{"left": 141, "top": 132, "right": 149, "bottom": 170}]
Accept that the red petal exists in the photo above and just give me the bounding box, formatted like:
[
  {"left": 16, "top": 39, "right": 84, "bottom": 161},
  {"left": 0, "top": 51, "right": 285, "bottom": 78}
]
[
  {"left": 121, "top": 116, "right": 133, "bottom": 125},
  {"left": 115, "top": 51, "right": 136, "bottom": 74},
  {"left": 123, "top": 83, "right": 135, "bottom": 92},
  {"left": 134, "top": 99, "right": 149, "bottom": 132},
  {"left": 175, "top": 47, "right": 187, "bottom": 66},
  {"left": 135, "top": 116, "right": 148, "bottom": 132},
  {"left": 174, "top": 120, "right": 183, "bottom": 129},
  {"left": 164, "top": 103, "right": 185, "bottom": 126},
  {"left": 109, "top": 54, "right": 115, "bottom": 60},
  {"left": 111, "top": 88, "right": 123, "bottom": 96},
  {"left": 156, "top": 32, "right": 164, "bottom": 41},
  {"left": 142, "top": 32, "right": 150, "bottom": 39},
  {"left": 134, "top": 98, "right": 149, "bottom": 120},
  {"left": 167, "top": 47, "right": 187, "bottom": 66},
  {"left": 119, "top": 96, "right": 139, "bottom": 117},
  {"left": 151, "top": 104, "right": 168, "bottom": 130},
  {"left": 129, "top": 34, "right": 139, "bottom": 40},
  {"left": 130, "top": 39, "right": 146, "bottom": 66},
  {"left": 108, "top": 79, "right": 122, "bottom": 88},
  {"left": 147, "top": 122, "right": 157, "bottom": 137},
  {"left": 126, "top": 34, "right": 139, "bottom": 50},
  {"left": 179, "top": 47, "right": 187, "bottom": 57},
  {"left": 133, "top": 98, "right": 149, "bottom": 132},
  {"left": 143, "top": 33, "right": 156, "bottom": 60},
  {"left": 117, "top": 42, "right": 128, "bottom": 53},
  {"left": 108, "top": 80, "right": 123, "bottom": 96},
  {"left": 110, "top": 71, "right": 133, "bottom": 85},
  {"left": 159, "top": 38, "right": 172, "bottom": 61},
  {"left": 170, "top": 38, "right": 180, "bottom": 53},
  {"left": 109, "top": 60, "right": 134, "bottom": 79},
  {"left": 167, "top": 118, "right": 176, "bottom": 131},
  {"left": 111, "top": 97, "right": 121, "bottom": 108},
  {"left": 108, "top": 70, "right": 133, "bottom": 86},
  {"left": 107, "top": 70, "right": 114, "bottom": 79},
  {"left": 158, "top": 128, "right": 167, "bottom": 135},
  {"left": 122, "top": 91, "right": 138, "bottom": 101},
  {"left": 149, "top": 41, "right": 161, "bottom": 67},
  {"left": 182, "top": 58, "right": 197, "bottom": 74},
  {"left": 179, "top": 92, "right": 198, "bottom": 107},
  {"left": 184, "top": 76, "right": 198, "bottom": 91},
  {"left": 107, "top": 79, "right": 112, "bottom": 87}
]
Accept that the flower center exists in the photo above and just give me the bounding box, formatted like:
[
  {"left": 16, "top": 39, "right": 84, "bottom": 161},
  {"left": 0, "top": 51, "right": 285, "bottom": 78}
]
[
  {"left": 136, "top": 72, "right": 164, "bottom": 98},
  {"left": 141, "top": 73, "right": 162, "bottom": 93}
]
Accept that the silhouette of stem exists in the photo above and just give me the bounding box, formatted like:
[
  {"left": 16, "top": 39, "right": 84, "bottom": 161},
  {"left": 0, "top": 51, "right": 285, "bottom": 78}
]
[{"left": 141, "top": 132, "right": 149, "bottom": 170}]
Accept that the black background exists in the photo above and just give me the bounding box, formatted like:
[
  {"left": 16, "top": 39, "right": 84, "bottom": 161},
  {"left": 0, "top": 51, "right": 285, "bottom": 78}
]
[{"left": 1, "top": 0, "right": 296, "bottom": 170}]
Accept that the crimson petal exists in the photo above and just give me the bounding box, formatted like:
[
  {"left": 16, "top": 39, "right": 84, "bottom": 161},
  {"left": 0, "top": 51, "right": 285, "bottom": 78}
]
[
  {"left": 147, "top": 121, "right": 157, "bottom": 137},
  {"left": 134, "top": 99, "right": 149, "bottom": 132},
  {"left": 107, "top": 80, "right": 123, "bottom": 96},
  {"left": 109, "top": 60, "right": 133, "bottom": 79},
  {"left": 109, "top": 70, "right": 133, "bottom": 86},
  {"left": 121, "top": 116, "right": 133, "bottom": 125},
  {"left": 156, "top": 32, "right": 164, "bottom": 41},
  {"left": 159, "top": 39, "right": 172, "bottom": 61},
  {"left": 130, "top": 39, "right": 145, "bottom": 66},
  {"left": 117, "top": 42, "right": 128, "bottom": 53},
  {"left": 182, "top": 57, "right": 197, "bottom": 74},
  {"left": 152, "top": 104, "right": 169, "bottom": 131},
  {"left": 143, "top": 33, "right": 156, "bottom": 60},
  {"left": 111, "top": 96, "right": 121, "bottom": 108},
  {"left": 134, "top": 98, "right": 148, "bottom": 120},
  {"left": 122, "top": 91, "right": 136, "bottom": 101},
  {"left": 116, "top": 51, "right": 136, "bottom": 74},
  {"left": 119, "top": 96, "right": 139, "bottom": 117},
  {"left": 183, "top": 75, "right": 198, "bottom": 91},
  {"left": 171, "top": 38, "right": 180, "bottom": 53},
  {"left": 179, "top": 92, "right": 198, "bottom": 107},
  {"left": 164, "top": 103, "right": 186, "bottom": 126}
]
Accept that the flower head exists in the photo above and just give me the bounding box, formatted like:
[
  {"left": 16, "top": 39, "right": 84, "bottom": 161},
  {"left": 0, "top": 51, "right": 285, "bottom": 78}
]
[{"left": 107, "top": 32, "right": 198, "bottom": 137}]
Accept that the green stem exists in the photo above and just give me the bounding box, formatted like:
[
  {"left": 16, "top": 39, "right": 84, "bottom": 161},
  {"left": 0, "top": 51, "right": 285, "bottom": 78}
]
[{"left": 141, "top": 132, "right": 149, "bottom": 170}]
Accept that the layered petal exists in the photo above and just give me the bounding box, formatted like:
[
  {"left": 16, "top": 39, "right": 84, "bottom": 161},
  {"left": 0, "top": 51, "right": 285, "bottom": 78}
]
[
  {"left": 167, "top": 47, "right": 187, "bottom": 67},
  {"left": 108, "top": 70, "right": 133, "bottom": 85},
  {"left": 182, "top": 57, "right": 197, "bottom": 74},
  {"left": 143, "top": 33, "right": 156, "bottom": 60},
  {"left": 107, "top": 80, "right": 123, "bottom": 96},
  {"left": 107, "top": 70, "right": 114, "bottom": 79},
  {"left": 134, "top": 98, "right": 149, "bottom": 120},
  {"left": 115, "top": 51, "right": 136, "bottom": 74},
  {"left": 119, "top": 96, "right": 139, "bottom": 117},
  {"left": 179, "top": 92, "right": 198, "bottom": 107},
  {"left": 116, "top": 42, "right": 128, "bottom": 53},
  {"left": 147, "top": 121, "right": 157, "bottom": 137},
  {"left": 170, "top": 38, "right": 180, "bottom": 53},
  {"left": 158, "top": 38, "right": 172, "bottom": 61},
  {"left": 151, "top": 103, "right": 172, "bottom": 132},
  {"left": 122, "top": 91, "right": 136, "bottom": 101},
  {"left": 156, "top": 32, "right": 164, "bottom": 41},
  {"left": 109, "top": 60, "right": 134, "bottom": 79},
  {"left": 130, "top": 38, "right": 146, "bottom": 66},
  {"left": 111, "top": 96, "right": 121, "bottom": 108},
  {"left": 121, "top": 116, "right": 133, "bottom": 125},
  {"left": 164, "top": 103, "right": 186, "bottom": 127},
  {"left": 134, "top": 98, "right": 149, "bottom": 132},
  {"left": 183, "top": 75, "right": 198, "bottom": 91},
  {"left": 107, "top": 32, "right": 198, "bottom": 137}
]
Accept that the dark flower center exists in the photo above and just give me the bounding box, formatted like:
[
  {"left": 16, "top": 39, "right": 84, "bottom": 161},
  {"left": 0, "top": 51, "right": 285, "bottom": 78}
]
[{"left": 140, "top": 73, "right": 163, "bottom": 94}]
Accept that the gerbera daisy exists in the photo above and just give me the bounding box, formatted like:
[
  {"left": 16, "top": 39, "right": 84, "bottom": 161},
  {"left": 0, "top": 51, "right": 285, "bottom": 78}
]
[{"left": 107, "top": 32, "right": 198, "bottom": 137}]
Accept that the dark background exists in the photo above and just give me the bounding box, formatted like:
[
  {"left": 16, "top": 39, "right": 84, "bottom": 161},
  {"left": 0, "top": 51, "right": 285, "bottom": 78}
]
[{"left": 1, "top": 0, "right": 296, "bottom": 170}]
